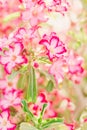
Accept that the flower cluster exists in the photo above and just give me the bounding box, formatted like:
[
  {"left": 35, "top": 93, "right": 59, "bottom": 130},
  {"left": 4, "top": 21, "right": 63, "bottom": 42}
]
[{"left": 0, "top": 0, "right": 87, "bottom": 130}]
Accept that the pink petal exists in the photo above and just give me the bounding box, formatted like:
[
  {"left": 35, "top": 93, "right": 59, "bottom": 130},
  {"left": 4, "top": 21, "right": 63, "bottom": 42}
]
[
  {"left": 15, "top": 56, "right": 27, "bottom": 64},
  {"left": 13, "top": 43, "right": 23, "bottom": 55},
  {"left": 50, "top": 36, "right": 59, "bottom": 47},
  {"left": 5, "top": 62, "right": 15, "bottom": 74},
  {"left": 55, "top": 46, "right": 66, "bottom": 54},
  {"left": 0, "top": 56, "right": 10, "bottom": 64}
]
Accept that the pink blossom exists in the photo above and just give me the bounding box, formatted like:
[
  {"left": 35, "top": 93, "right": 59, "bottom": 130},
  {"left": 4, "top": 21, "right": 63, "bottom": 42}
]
[
  {"left": 0, "top": 89, "right": 22, "bottom": 109},
  {"left": 0, "top": 77, "right": 18, "bottom": 91},
  {"left": 0, "top": 42, "right": 27, "bottom": 74},
  {"left": 22, "top": 2, "right": 47, "bottom": 26},
  {"left": 39, "top": 33, "right": 66, "bottom": 60},
  {"left": 29, "top": 92, "right": 57, "bottom": 118},
  {"left": 40, "top": 0, "right": 70, "bottom": 14},
  {"left": 14, "top": 27, "right": 38, "bottom": 43},
  {"left": 66, "top": 51, "right": 84, "bottom": 83},
  {"left": 0, "top": 109, "right": 16, "bottom": 130},
  {"left": 49, "top": 58, "right": 67, "bottom": 84}
]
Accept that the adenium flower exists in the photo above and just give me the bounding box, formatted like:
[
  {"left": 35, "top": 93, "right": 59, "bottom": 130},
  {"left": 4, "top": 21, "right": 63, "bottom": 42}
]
[
  {"left": 66, "top": 51, "right": 84, "bottom": 83},
  {"left": 14, "top": 27, "right": 38, "bottom": 43},
  {"left": 0, "top": 42, "right": 27, "bottom": 74},
  {"left": 29, "top": 93, "right": 57, "bottom": 118},
  {"left": 49, "top": 58, "right": 67, "bottom": 84},
  {"left": 22, "top": 2, "right": 47, "bottom": 26},
  {"left": 0, "top": 89, "right": 22, "bottom": 109},
  {"left": 0, "top": 77, "right": 18, "bottom": 91},
  {"left": 39, "top": 33, "right": 67, "bottom": 60},
  {"left": 0, "top": 109, "right": 16, "bottom": 130},
  {"left": 40, "top": 0, "right": 70, "bottom": 14}
]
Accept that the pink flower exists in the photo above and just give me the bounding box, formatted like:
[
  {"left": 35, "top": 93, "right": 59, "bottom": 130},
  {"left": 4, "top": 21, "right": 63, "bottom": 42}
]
[
  {"left": 0, "top": 89, "right": 22, "bottom": 109},
  {"left": 49, "top": 58, "right": 67, "bottom": 84},
  {"left": 14, "top": 27, "right": 38, "bottom": 43},
  {"left": 22, "top": 2, "right": 47, "bottom": 26},
  {"left": 66, "top": 51, "right": 84, "bottom": 74},
  {"left": 39, "top": 0, "right": 70, "bottom": 14},
  {"left": 0, "top": 77, "right": 18, "bottom": 91},
  {"left": 39, "top": 33, "right": 66, "bottom": 60},
  {"left": 66, "top": 51, "right": 84, "bottom": 83},
  {"left": 29, "top": 92, "right": 57, "bottom": 118},
  {"left": 0, "top": 42, "right": 27, "bottom": 74},
  {"left": 0, "top": 109, "right": 16, "bottom": 130}
]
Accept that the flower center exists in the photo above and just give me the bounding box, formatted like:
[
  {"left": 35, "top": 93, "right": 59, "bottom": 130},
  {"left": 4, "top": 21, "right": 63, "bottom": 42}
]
[
  {"left": 32, "top": 10, "right": 38, "bottom": 16},
  {"left": 2, "top": 120, "right": 7, "bottom": 126},
  {"left": 12, "top": 55, "right": 17, "bottom": 61},
  {"left": 8, "top": 82, "right": 13, "bottom": 87},
  {"left": 49, "top": 46, "right": 55, "bottom": 54}
]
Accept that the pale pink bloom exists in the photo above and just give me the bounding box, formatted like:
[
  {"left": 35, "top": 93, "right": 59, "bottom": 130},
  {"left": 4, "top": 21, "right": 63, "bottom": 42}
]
[
  {"left": 14, "top": 27, "right": 38, "bottom": 42},
  {"left": 49, "top": 58, "right": 67, "bottom": 84},
  {"left": 40, "top": 0, "right": 70, "bottom": 14},
  {"left": 0, "top": 89, "right": 22, "bottom": 109},
  {"left": 53, "top": 0, "right": 70, "bottom": 13},
  {"left": 66, "top": 51, "right": 84, "bottom": 83},
  {"left": 66, "top": 51, "right": 84, "bottom": 74},
  {"left": 0, "top": 42, "right": 27, "bottom": 74},
  {"left": 39, "top": 33, "right": 66, "bottom": 60},
  {"left": 0, "top": 77, "right": 18, "bottom": 91},
  {"left": 22, "top": 3, "right": 47, "bottom": 26},
  {"left": 0, "top": 109, "right": 16, "bottom": 130}
]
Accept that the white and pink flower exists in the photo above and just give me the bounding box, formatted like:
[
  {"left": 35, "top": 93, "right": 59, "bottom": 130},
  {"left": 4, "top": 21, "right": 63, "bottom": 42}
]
[
  {"left": 0, "top": 109, "right": 16, "bottom": 130},
  {"left": 66, "top": 51, "right": 84, "bottom": 83},
  {"left": 0, "top": 42, "right": 27, "bottom": 74},
  {"left": 49, "top": 58, "right": 67, "bottom": 84},
  {"left": 22, "top": 2, "right": 47, "bottom": 26},
  {"left": 39, "top": 33, "right": 67, "bottom": 60},
  {"left": 0, "top": 89, "right": 22, "bottom": 109},
  {"left": 0, "top": 77, "right": 18, "bottom": 91}
]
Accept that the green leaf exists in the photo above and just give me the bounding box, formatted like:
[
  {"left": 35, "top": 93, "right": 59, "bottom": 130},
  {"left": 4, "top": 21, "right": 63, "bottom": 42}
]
[
  {"left": 42, "top": 118, "right": 64, "bottom": 129},
  {"left": 38, "top": 104, "right": 47, "bottom": 124},
  {"left": 46, "top": 80, "right": 54, "bottom": 92},
  {"left": 26, "top": 67, "right": 37, "bottom": 103},
  {"left": 3, "top": 12, "right": 20, "bottom": 23},
  {"left": 17, "top": 74, "right": 27, "bottom": 89},
  {"left": 19, "top": 122, "right": 38, "bottom": 130},
  {"left": 38, "top": 57, "right": 51, "bottom": 64},
  {"left": 40, "top": 104, "right": 47, "bottom": 117},
  {"left": 44, "top": 123, "right": 68, "bottom": 130},
  {"left": 22, "top": 100, "right": 34, "bottom": 119}
]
